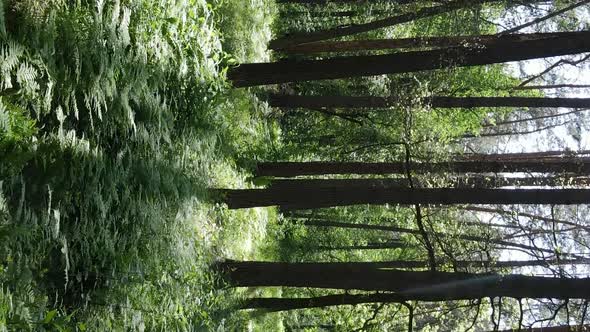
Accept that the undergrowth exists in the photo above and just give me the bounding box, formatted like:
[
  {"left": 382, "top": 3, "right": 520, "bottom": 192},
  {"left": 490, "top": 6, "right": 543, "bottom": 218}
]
[{"left": 0, "top": 0, "right": 278, "bottom": 330}]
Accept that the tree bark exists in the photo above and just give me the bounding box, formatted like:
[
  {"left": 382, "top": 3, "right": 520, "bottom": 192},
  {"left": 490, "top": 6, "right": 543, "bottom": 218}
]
[
  {"left": 459, "top": 205, "right": 590, "bottom": 232},
  {"left": 221, "top": 261, "right": 590, "bottom": 300},
  {"left": 276, "top": 0, "right": 418, "bottom": 4},
  {"left": 254, "top": 258, "right": 590, "bottom": 270},
  {"left": 229, "top": 31, "right": 590, "bottom": 86},
  {"left": 271, "top": 176, "right": 590, "bottom": 189},
  {"left": 242, "top": 293, "right": 405, "bottom": 311},
  {"left": 280, "top": 32, "right": 568, "bottom": 54},
  {"left": 512, "top": 84, "right": 590, "bottom": 90},
  {"left": 458, "top": 151, "right": 590, "bottom": 162},
  {"left": 270, "top": 0, "right": 503, "bottom": 49},
  {"left": 256, "top": 160, "right": 590, "bottom": 177},
  {"left": 315, "top": 241, "right": 408, "bottom": 250},
  {"left": 496, "top": 325, "right": 590, "bottom": 332},
  {"left": 303, "top": 219, "right": 565, "bottom": 255},
  {"left": 220, "top": 187, "right": 590, "bottom": 209},
  {"left": 268, "top": 94, "right": 590, "bottom": 110}
]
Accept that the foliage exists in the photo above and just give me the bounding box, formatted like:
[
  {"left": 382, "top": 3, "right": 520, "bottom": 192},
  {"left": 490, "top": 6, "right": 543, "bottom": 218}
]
[{"left": 0, "top": 0, "right": 278, "bottom": 330}]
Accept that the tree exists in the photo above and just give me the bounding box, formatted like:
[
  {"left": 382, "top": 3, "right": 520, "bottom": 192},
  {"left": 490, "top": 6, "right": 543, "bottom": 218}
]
[
  {"left": 221, "top": 187, "right": 590, "bottom": 209},
  {"left": 302, "top": 219, "right": 570, "bottom": 255},
  {"left": 255, "top": 160, "right": 590, "bottom": 177},
  {"left": 228, "top": 30, "right": 590, "bottom": 86},
  {"left": 268, "top": 94, "right": 590, "bottom": 110},
  {"left": 279, "top": 32, "right": 571, "bottom": 54},
  {"left": 270, "top": 0, "right": 504, "bottom": 49},
  {"left": 276, "top": 0, "right": 419, "bottom": 4},
  {"left": 220, "top": 261, "right": 590, "bottom": 299},
  {"left": 271, "top": 176, "right": 590, "bottom": 189}
]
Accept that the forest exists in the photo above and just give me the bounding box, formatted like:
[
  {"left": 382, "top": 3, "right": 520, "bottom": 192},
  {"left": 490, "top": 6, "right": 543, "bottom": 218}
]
[{"left": 1, "top": 0, "right": 590, "bottom": 330}]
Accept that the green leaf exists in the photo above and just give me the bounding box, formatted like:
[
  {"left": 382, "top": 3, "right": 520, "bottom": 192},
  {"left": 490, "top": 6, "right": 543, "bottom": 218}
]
[
  {"left": 43, "top": 310, "right": 58, "bottom": 324},
  {"left": 249, "top": 176, "right": 272, "bottom": 187}
]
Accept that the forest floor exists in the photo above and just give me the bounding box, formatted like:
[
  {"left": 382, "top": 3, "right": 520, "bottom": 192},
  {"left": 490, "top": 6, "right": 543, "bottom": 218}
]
[{"left": 1, "top": 0, "right": 282, "bottom": 330}]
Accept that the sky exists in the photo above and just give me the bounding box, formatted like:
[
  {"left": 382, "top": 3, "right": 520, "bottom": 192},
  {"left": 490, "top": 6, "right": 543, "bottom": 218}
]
[
  {"left": 498, "top": 3, "right": 590, "bottom": 154},
  {"left": 471, "top": 3, "right": 590, "bottom": 270}
]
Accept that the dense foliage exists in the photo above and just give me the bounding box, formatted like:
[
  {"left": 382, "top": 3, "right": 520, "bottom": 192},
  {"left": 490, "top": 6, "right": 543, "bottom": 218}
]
[{"left": 2, "top": 0, "right": 589, "bottom": 331}]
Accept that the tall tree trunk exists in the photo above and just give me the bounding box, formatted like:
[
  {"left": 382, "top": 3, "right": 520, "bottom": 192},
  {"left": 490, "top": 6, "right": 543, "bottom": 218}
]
[
  {"left": 242, "top": 293, "right": 403, "bottom": 311},
  {"left": 277, "top": 0, "right": 418, "bottom": 4},
  {"left": 220, "top": 261, "right": 590, "bottom": 299},
  {"left": 271, "top": 178, "right": 411, "bottom": 190},
  {"left": 303, "top": 219, "right": 564, "bottom": 255},
  {"left": 280, "top": 32, "right": 568, "bottom": 54},
  {"left": 512, "top": 84, "right": 590, "bottom": 90},
  {"left": 229, "top": 31, "right": 590, "bottom": 86},
  {"left": 220, "top": 187, "right": 590, "bottom": 209},
  {"left": 482, "top": 109, "right": 588, "bottom": 129},
  {"left": 286, "top": 10, "right": 360, "bottom": 18},
  {"left": 457, "top": 151, "right": 590, "bottom": 162},
  {"left": 270, "top": 0, "right": 502, "bottom": 49},
  {"left": 255, "top": 160, "right": 590, "bottom": 177},
  {"left": 315, "top": 241, "right": 409, "bottom": 251},
  {"left": 247, "top": 258, "right": 590, "bottom": 270},
  {"left": 497, "top": 325, "right": 590, "bottom": 332},
  {"left": 271, "top": 176, "right": 590, "bottom": 189},
  {"left": 459, "top": 205, "right": 590, "bottom": 232},
  {"left": 268, "top": 94, "right": 590, "bottom": 110}
]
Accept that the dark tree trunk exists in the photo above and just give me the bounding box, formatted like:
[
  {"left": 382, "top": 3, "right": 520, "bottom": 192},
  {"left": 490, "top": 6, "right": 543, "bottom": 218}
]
[
  {"left": 280, "top": 32, "right": 568, "bottom": 54},
  {"left": 459, "top": 205, "right": 590, "bottom": 232},
  {"left": 268, "top": 94, "right": 590, "bottom": 110},
  {"left": 229, "top": 31, "right": 590, "bottom": 86},
  {"left": 256, "top": 258, "right": 590, "bottom": 270},
  {"left": 457, "top": 151, "right": 590, "bottom": 162},
  {"left": 302, "top": 219, "right": 563, "bottom": 255},
  {"left": 270, "top": 0, "right": 502, "bottom": 49},
  {"left": 496, "top": 325, "right": 590, "bottom": 332},
  {"left": 513, "top": 84, "right": 590, "bottom": 90},
  {"left": 271, "top": 178, "right": 411, "bottom": 190},
  {"left": 242, "top": 293, "right": 402, "bottom": 311},
  {"left": 286, "top": 10, "right": 360, "bottom": 18},
  {"left": 220, "top": 187, "right": 590, "bottom": 210},
  {"left": 482, "top": 109, "right": 588, "bottom": 129},
  {"left": 315, "top": 241, "right": 408, "bottom": 251},
  {"left": 277, "top": 0, "right": 418, "bottom": 4},
  {"left": 271, "top": 176, "right": 590, "bottom": 189},
  {"left": 255, "top": 160, "right": 590, "bottom": 177},
  {"left": 220, "top": 261, "right": 590, "bottom": 300}
]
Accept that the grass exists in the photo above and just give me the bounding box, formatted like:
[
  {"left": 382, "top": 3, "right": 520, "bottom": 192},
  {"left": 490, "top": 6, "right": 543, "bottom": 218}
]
[{"left": 0, "top": 0, "right": 280, "bottom": 330}]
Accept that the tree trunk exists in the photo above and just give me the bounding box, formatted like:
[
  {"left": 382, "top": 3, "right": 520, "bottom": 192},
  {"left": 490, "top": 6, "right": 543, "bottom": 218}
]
[
  {"left": 268, "top": 94, "right": 590, "bottom": 110},
  {"left": 220, "top": 187, "right": 590, "bottom": 210},
  {"left": 277, "top": 0, "right": 417, "bottom": 4},
  {"left": 255, "top": 160, "right": 590, "bottom": 177},
  {"left": 242, "top": 293, "right": 402, "bottom": 311},
  {"left": 220, "top": 261, "right": 590, "bottom": 299},
  {"left": 254, "top": 258, "right": 590, "bottom": 270},
  {"left": 459, "top": 205, "right": 590, "bottom": 232},
  {"left": 229, "top": 31, "right": 590, "bottom": 86},
  {"left": 280, "top": 32, "right": 568, "bottom": 54},
  {"left": 270, "top": 0, "right": 502, "bottom": 49},
  {"left": 457, "top": 151, "right": 590, "bottom": 162},
  {"left": 512, "top": 84, "right": 590, "bottom": 90},
  {"left": 271, "top": 176, "right": 590, "bottom": 189},
  {"left": 303, "top": 219, "right": 564, "bottom": 255},
  {"left": 271, "top": 178, "right": 411, "bottom": 190},
  {"left": 286, "top": 10, "right": 360, "bottom": 18},
  {"left": 482, "top": 109, "right": 588, "bottom": 129},
  {"left": 315, "top": 241, "right": 408, "bottom": 251},
  {"left": 496, "top": 325, "right": 590, "bottom": 332}
]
